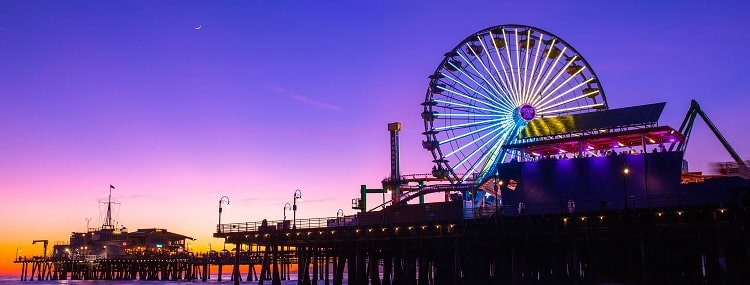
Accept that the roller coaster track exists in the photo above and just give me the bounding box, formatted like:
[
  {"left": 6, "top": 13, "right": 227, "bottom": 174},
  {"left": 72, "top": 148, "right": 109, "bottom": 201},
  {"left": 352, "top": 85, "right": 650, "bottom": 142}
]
[{"left": 368, "top": 183, "right": 476, "bottom": 212}]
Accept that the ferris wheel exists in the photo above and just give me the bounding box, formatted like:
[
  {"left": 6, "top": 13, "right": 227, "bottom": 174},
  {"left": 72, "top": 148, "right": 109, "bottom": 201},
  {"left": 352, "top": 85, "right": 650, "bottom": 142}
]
[{"left": 422, "top": 24, "right": 608, "bottom": 184}]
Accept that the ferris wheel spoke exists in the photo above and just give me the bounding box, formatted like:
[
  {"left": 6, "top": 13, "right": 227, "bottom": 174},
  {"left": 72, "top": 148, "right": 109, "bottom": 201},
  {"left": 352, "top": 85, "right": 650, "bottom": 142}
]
[
  {"left": 537, "top": 92, "right": 597, "bottom": 113},
  {"left": 528, "top": 46, "right": 567, "bottom": 105},
  {"left": 533, "top": 55, "right": 579, "bottom": 106},
  {"left": 468, "top": 38, "right": 518, "bottom": 109},
  {"left": 521, "top": 29, "right": 533, "bottom": 104},
  {"left": 537, "top": 103, "right": 605, "bottom": 116},
  {"left": 488, "top": 31, "right": 522, "bottom": 105},
  {"left": 463, "top": 41, "right": 506, "bottom": 98},
  {"left": 479, "top": 147, "right": 510, "bottom": 180},
  {"left": 434, "top": 117, "right": 510, "bottom": 132},
  {"left": 441, "top": 69, "right": 505, "bottom": 110},
  {"left": 435, "top": 80, "right": 506, "bottom": 111},
  {"left": 440, "top": 121, "right": 510, "bottom": 145},
  {"left": 444, "top": 122, "right": 509, "bottom": 158},
  {"left": 436, "top": 113, "right": 505, "bottom": 118},
  {"left": 478, "top": 127, "right": 517, "bottom": 176},
  {"left": 536, "top": 77, "right": 596, "bottom": 110},
  {"left": 523, "top": 33, "right": 545, "bottom": 104},
  {"left": 501, "top": 29, "right": 521, "bottom": 102},
  {"left": 459, "top": 129, "right": 512, "bottom": 182},
  {"left": 455, "top": 51, "right": 514, "bottom": 110},
  {"left": 438, "top": 106, "right": 496, "bottom": 116},
  {"left": 512, "top": 29, "right": 523, "bottom": 104},
  {"left": 526, "top": 36, "right": 553, "bottom": 99},
  {"left": 454, "top": 130, "right": 506, "bottom": 178},
  {"left": 433, "top": 99, "right": 506, "bottom": 114},
  {"left": 476, "top": 35, "right": 516, "bottom": 107}
]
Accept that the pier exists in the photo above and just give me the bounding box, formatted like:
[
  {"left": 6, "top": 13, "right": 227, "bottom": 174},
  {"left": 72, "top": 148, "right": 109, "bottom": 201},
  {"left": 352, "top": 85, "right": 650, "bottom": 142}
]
[
  {"left": 15, "top": 252, "right": 278, "bottom": 282},
  {"left": 214, "top": 192, "right": 749, "bottom": 285}
]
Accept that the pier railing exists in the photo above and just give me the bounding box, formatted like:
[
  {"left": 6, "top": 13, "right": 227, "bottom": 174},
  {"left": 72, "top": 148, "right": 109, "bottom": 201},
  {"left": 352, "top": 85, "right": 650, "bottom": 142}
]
[
  {"left": 218, "top": 215, "right": 358, "bottom": 233},
  {"left": 218, "top": 189, "right": 737, "bottom": 233}
]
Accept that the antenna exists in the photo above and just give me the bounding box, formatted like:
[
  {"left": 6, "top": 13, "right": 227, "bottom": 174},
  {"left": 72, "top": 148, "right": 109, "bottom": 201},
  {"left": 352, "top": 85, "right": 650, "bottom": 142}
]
[{"left": 103, "top": 185, "right": 115, "bottom": 230}]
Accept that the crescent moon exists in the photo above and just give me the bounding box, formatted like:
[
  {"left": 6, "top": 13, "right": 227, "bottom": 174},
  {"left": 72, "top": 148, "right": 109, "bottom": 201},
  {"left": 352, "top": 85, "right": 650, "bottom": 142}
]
[{"left": 194, "top": 25, "right": 202, "bottom": 30}]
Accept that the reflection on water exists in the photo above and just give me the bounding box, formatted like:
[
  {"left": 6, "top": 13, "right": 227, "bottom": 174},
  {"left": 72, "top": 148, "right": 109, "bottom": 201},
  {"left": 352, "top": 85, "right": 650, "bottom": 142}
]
[{"left": 0, "top": 275, "right": 319, "bottom": 285}]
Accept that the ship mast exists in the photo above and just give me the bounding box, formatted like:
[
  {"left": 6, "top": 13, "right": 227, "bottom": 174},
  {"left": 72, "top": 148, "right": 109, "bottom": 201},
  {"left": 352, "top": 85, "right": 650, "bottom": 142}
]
[{"left": 103, "top": 185, "right": 114, "bottom": 230}]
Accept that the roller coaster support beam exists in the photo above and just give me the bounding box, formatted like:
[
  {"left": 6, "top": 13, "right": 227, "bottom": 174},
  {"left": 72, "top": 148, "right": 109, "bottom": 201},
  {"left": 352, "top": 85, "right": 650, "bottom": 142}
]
[
  {"left": 670, "top": 100, "right": 746, "bottom": 167},
  {"left": 352, "top": 185, "right": 388, "bottom": 213}
]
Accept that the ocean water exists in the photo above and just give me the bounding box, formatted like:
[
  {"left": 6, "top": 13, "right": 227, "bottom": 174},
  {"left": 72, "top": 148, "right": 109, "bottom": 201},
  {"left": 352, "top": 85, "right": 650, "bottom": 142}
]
[{"left": 0, "top": 276, "right": 309, "bottom": 284}]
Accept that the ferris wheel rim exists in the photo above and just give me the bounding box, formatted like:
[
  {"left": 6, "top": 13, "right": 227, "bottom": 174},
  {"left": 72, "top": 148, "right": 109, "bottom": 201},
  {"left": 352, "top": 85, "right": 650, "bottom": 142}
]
[{"left": 434, "top": 24, "right": 609, "bottom": 107}]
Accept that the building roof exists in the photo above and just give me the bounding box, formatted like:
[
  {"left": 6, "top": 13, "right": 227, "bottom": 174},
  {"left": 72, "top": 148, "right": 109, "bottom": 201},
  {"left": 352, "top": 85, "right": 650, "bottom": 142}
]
[
  {"left": 128, "top": 228, "right": 195, "bottom": 241},
  {"left": 519, "top": 102, "right": 666, "bottom": 139},
  {"left": 504, "top": 125, "right": 684, "bottom": 155}
]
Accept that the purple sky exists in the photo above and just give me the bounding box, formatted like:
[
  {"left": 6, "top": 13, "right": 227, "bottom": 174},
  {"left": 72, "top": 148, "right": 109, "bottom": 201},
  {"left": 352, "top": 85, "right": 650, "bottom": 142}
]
[{"left": 1, "top": 0, "right": 749, "bottom": 268}]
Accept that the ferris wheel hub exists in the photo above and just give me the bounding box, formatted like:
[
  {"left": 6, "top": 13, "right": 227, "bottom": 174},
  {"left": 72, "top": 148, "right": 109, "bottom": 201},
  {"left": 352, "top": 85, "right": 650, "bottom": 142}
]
[{"left": 518, "top": 104, "right": 536, "bottom": 121}]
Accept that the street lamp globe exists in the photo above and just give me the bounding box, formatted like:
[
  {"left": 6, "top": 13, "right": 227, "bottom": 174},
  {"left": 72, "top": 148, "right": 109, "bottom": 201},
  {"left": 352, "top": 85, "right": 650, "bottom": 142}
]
[
  {"left": 218, "top": 196, "right": 230, "bottom": 233},
  {"left": 293, "top": 189, "right": 302, "bottom": 229}
]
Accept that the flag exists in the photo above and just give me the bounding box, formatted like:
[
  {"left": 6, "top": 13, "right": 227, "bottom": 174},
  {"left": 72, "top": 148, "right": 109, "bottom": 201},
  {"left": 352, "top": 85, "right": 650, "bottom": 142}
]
[{"left": 110, "top": 184, "right": 115, "bottom": 189}]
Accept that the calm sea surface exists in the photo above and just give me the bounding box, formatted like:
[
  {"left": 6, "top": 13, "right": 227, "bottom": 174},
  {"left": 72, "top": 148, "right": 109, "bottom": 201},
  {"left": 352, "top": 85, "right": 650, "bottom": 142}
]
[{"left": 0, "top": 276, "right": 309, "bottom": 284}]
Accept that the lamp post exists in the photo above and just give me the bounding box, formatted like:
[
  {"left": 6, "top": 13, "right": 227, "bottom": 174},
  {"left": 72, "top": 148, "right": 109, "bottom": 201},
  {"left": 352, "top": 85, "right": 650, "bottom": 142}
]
[
  {"left": 337, "top": 209, "right": 344, "bottom": 226},
  {"left": 293, "top": 189, "right": 302, "bottom": 229},
  {"left": 283, "top": 203, "right": 292, "bottom": 221},
  {"left": 623, "top": 167, "right": 630, "bottom": 210},
  {"left": 495, "top": 179, "right": 503, "bottom": 215},
  {"left": 283, "top": 203, "right": 292, "bottom": 229},
  {"left": 15, "top": 248, "right": 21, "bottom": 261},
  {"left": 218, "top": 196, "right": 230, "bottom": 233}
]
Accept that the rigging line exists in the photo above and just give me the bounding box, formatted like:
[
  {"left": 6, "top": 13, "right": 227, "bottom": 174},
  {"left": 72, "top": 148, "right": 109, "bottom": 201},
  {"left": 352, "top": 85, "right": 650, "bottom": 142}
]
[
  {"left": 478, "top": 33, "right": 517, "bottom": 108},
  {"left": 532, "top": 55, "right": 579, "bottom": 106},
  {"left": 536, "top": 77, "right": 595, "bottom": 110}
]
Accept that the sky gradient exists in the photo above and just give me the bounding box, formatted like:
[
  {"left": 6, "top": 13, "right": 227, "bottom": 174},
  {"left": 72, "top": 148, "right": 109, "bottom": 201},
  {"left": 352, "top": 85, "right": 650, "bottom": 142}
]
[{"left": 2, "top": 0, "right": 749, "bottom": 276}]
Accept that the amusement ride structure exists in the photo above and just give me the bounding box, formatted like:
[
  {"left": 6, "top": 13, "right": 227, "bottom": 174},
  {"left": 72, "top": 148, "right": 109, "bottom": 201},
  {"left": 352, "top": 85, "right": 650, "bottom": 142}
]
[{"left": 360, "top": 24, "right": 747, "bottom": 217}]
